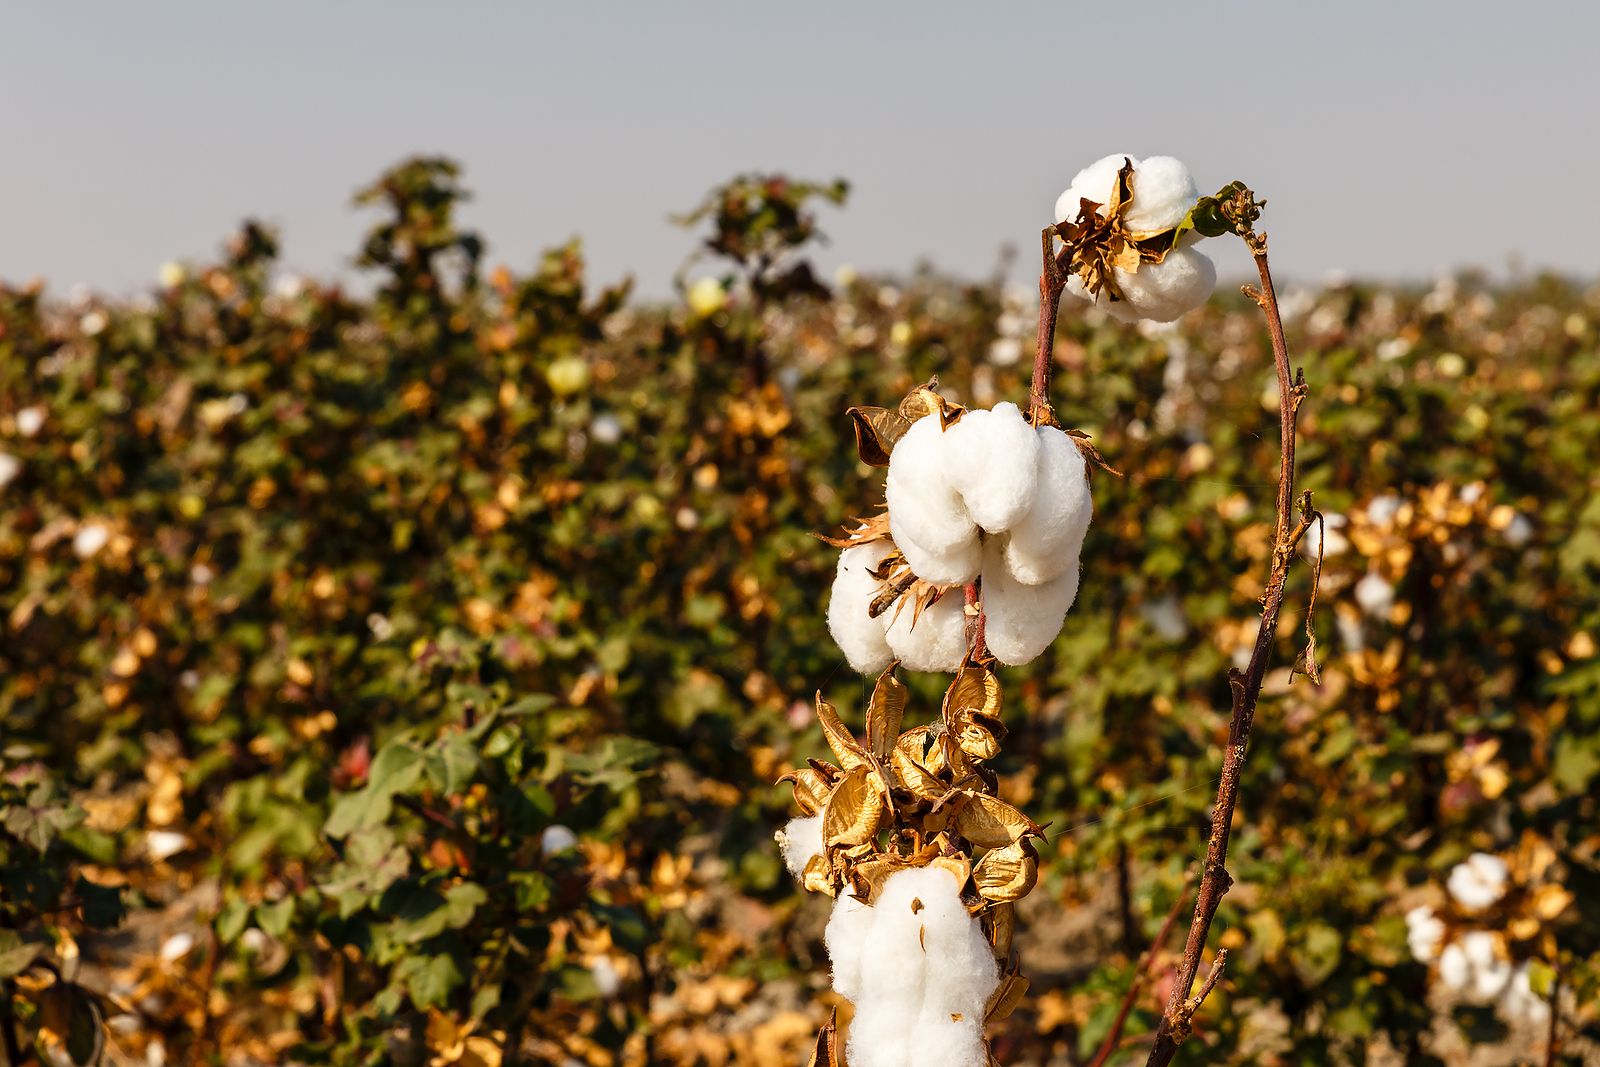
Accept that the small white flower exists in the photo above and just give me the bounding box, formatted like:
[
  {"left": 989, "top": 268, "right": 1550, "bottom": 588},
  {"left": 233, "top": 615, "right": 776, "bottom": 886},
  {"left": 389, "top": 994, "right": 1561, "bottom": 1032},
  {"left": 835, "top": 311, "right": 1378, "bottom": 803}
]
[
  {"left": 15, "top": 407, "right": 45, "bottom": 438},
  {"left": 540, "top": 825, "right": 578, "bottom": 854},
  {"left": 1447, "top": 852, "right": 1509, "bottom": 913},
  {"left": 73, "top": 522, "right": 111, "bottom": 559}
]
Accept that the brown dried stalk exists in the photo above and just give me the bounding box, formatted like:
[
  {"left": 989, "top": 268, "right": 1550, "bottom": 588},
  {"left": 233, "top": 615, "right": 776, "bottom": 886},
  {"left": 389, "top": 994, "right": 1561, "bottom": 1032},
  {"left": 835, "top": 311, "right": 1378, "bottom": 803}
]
[
  {"left": 1028, "top": 227, "right": 1072, "bottom": 428},
  {"left": 1139, "top": 229, "right": 1311, "bottom": 1067}
]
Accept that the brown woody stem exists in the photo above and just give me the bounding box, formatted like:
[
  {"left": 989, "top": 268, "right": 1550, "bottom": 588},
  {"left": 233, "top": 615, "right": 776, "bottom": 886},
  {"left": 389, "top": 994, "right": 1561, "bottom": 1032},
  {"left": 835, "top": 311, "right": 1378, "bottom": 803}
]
[
  {"left": 1029, "top": 226, "right": 1070, "bottom": 427},
  {"left": 1141, "top": 240, "right": 1305, "bottom": 1067}
]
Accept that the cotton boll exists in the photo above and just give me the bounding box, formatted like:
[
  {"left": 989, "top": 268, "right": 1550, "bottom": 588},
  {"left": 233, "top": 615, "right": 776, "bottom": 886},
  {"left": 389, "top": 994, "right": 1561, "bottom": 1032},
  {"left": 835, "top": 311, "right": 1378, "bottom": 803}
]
[
  {"left": 982, "top": 538, "right": 1080, "bottom": 666},
  {"left": 1503, "top": 963, "right": 1551, "bottom": 1024},
  {"left": 913, "top": 883, "right": 998, "bottom": 1021},
  {"left": 894, "top": 524, "right": 983, "bottom": 587},
  {"left": 943, "top": 403, "right": 1039, "bottom": 533},
  {"left": 1437, "top": 942, "right": 1471, "bottom": 991},
  {"left": 846, "top": 1004, "right": 913, "bottom": 1067},
  {"left": 825, "top": 889, "right": 874, "bottom": 1004},
  {"left": 906, "top": 1010, "right": 987, "bottom": 1067},
  {"left": 1405, "top": 905, "right": 1445, "bottom": 963},
  {"left": 828, "top": 542, "right": 895, "bottom": 674},
  {"left": 1003, "top": 426, "right": 1091, "bottom": 585},
  {"left": 776, "top": 814, "right": 823, "bottom": 880},
  {"left": 1115, "top": 247, "right": 1218, "bottom": 324},
  {"left": 1460, "top": 931, "right": 1512, "bottom": 1002},
  {"left": 0, "top": 452, "right": 19, "bottom": 491},
  {"left": 887, "top": 415, "right": 978, "bottom": 557},
  {"left": 884, "top": 590, "right": 968, "bottom": 673},
  {"left": 1447, "top": 853, "right": 1509, "bottom": 913},
  {"left": 1054, "top": 152, "right": 1135, "bottom": 225},
  {"left": 1354, "top": 571, "right": 1395, "bottom": 619},
  {"left": 1120, "top": 156, "right": 1198, "bottom": 236}
]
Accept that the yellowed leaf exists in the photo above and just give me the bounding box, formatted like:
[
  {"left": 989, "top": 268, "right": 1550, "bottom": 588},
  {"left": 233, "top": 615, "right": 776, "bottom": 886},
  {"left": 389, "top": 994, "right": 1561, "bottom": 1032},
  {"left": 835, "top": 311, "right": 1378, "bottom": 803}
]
[
  {"left": 973, "top": 839, "right": 1039, "bottom": 903},
  {"left": 945, "top": 663, "right": 1002, "bottom": 723},
  {"left": 820, "top": 764, "right": 889, "bottom": 849},
  {"left": 950, "top": 710, "right": 1006, "bottom": 761},
  {"left": 814, "top": 692, "right": 868, "bottom": 771},
  {"left": 985, "top": 902, "right": 1015, "bottom": 961},
  {"left": 777, "top": 766, "right": 835, "bottom": 816},
  {"left": 952, "top": 793, "right": 1041, "bottom": 850},
  {"left": 865, "top": 666, "right": 907, "bottom": 761},
  {"left": 984, "top": 971, "right": 1029, "bottom": 1025},
  {"left": 846, "top": 406, "right": 912, "bottom": 467}
]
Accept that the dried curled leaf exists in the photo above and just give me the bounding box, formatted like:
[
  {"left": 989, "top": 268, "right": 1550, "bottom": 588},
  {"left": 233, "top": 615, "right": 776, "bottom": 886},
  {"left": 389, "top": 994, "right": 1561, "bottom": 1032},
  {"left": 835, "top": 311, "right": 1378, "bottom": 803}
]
[
  {"left": 864, "top": 665, "right": 907, "bottom": 761},
  {"left": 805, "top": 1007, "right": 841, "bottom": 1067},
  {"left": 846, "top": 405, "right": 910, "bottom": 467},
  {"left": 952, "top": 793, "right": 1041, "bottom": 850},
  {"left": 945, "top": 664, "right": 1002, "bottom": 722},
  {"left": 984, "top": 902, "right": 1015, "bottom": 961},
  {"left": 898, "top": 378, "right": 965, "bottom": 429},
  {"left": 984, "top": 971, "right": 1029, "bottom": 1025},
  {"left": 891, "top": 729, "right": 945, "bottom": 804},
  {"left": 973, "top": 839, "right": 1039, "bottom": 903},
  {"left": 820, "top": 763, "right": 890, "bottom": 850},
  {"left": 778, "top": 766, "right": 835, "bottom": 816},
  {"left": 814, "top": 693, "right": 868, "bottom": 771},
  {"left": 950, "top": 710, "right": 1006, "bottom": 761}
]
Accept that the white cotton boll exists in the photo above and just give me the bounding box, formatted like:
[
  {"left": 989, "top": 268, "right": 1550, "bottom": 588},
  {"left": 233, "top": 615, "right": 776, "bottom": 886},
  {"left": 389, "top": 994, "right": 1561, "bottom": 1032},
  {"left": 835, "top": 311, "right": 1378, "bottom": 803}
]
[
  {"left": 1460, "top": 931, "right": 1512, "bottom": 1002},
  {"left": 884, "top": 590, "right": 968, "bottom": 673},
  {"left": 73, "top": 522, "right": 111, "bottom": 559},
  {"left": 846, "top": 1005, "right": 913, "bottom": 1067},
  {"left": 1447, "top": 853, "right": 1509, "bottom": 913},
  {"left": 776, "top": 814, "right": 823, "bottom": 880},
  {"left": 0, "top": 452, "right": 19, "bottom": 491},
  {"left": 828, "top": 542, "right": 896, "bottom": 674},
  {"left": 1405, "top": 906, "right": 1445, "bottom": 963},
  {"left": 825, "top": 889, "right": 874, "bottom": 1005},
  {"left": 907, "top": 1010, "right": 988, "bottom": 1067},
  {"left": 1119, "top": 156, "right": 1198, "bottom": 236},
  {"left": 982, "top": 537, "right": 1080, "bottom": 666},
  {"left": 914, "top": 889, "right": 998, "bottom": 1022},
  {"left": 943, "top": 403, "right": 1039, "bottom": 534},
  {"left": 1437, "top": 941, "right": 1471, "bottom": 991},
  {"left": 1461, "top": 930, "right": 1498, "bottom": 971},
  {"left": 540, "top": 825, "right": 578, "bottom": 854},
  {"left": 1054, "top": 152, "right": 1134, "bottom": 225},
  {"left": 1503, "top": 963, "right": 1551, "bottom": 1024},
  {"left": 1354, "top": 572, "right": 1395, "bottom": 619},
  {"left": 1113, "top": 247, "right": 1218, "bottom": 324},
  {"left": 887, "top": 415, "right": 979, "bottom": 557},
  {"left": 15, "top": 407, "right": 45, "bottom": 438},
  {"left": 894, "top": 525, "right": 983, "bottom": 588},
  {"left": 1003, "top": 426, "right": 1091, "bottom": 585}
]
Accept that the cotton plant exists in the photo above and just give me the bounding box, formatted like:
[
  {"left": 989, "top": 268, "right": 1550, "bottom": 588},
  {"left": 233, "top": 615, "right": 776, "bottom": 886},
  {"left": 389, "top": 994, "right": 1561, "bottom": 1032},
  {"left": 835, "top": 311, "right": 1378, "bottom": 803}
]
[
  {"left": 1405, "top": 844, "right": 1574, "bottom": 1026},
  {"left": 780, "top": 154, "right": 1277, "bottom": 1065}
]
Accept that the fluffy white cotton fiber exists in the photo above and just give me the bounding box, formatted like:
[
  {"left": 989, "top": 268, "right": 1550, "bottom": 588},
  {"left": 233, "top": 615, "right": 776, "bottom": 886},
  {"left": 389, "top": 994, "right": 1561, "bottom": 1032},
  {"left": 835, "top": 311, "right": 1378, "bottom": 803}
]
[
  {"left": 777, "top": 814, "right": 823, "bottom": 880},
  {"left": 943, "top": 402, "right": 1039, "bottom": 534},
  {"left": 841, "top": 865, "right": 997, "bottom": 1067},
  {"left": 825, "top": 888, "right": 874, "bottom": 1004},
  {"left": 828, "top": 541, "right": 896, "bottom": 674},
  {"left": 1447, "top": 852, "right": 1509, "bottom": 913},
  {"left": 1065, "top": 246, "right": 1217, "bottom": 325},
  {"left": 982, "top": 537, "right": 1081, "bottom": 666},
  {"left": 1003, "top": 426, "right": 1091, "bottom": 585},
  {"left": 884, "top": 590, "right": 968, "bottom": 673},
  {"left": 1055, "top": 153, "right": 1216, "bottom": 323},
  {"left": 887, "top": 415, "right": 983, "bottom": 586}
]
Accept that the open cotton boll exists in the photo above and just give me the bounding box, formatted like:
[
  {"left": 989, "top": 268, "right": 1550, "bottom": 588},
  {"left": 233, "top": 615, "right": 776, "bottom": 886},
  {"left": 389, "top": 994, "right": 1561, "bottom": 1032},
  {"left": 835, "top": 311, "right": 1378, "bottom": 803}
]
[
  {"left": 1119, "top": 155, "right": 1198, "bottom": 236},
  {"left": 1405, "top": 905, "right": 1445, "bottom": 963},
  {"left": 1053, "top": 152, "right": 1134, "bottom": 225},
  {"left": 884, "top": 590, "right": 968, "bottom": 673},
  {"left": 942, "top": 403, "right": 1039, "bottom": 534},
  {"left": 1003, "top": 425, "right": 1092, "bottom": 585},
  {"left": 1447, "top": 852, "right": 1509, "bottom": 913},
  {"left": 1460, "top": 931, "right": 1512, "bottom": 1002},
  {"left": 828, "top": 542, "right": 895, "bottom": 675},
  {"left": 1067, "top": 246, "right": 1218, "bottom": 324},
  {"left": 825, "top": 888, "right": 874, "bottom": 1005},
  {"left": 894, "top": 524, "right": 983, "bottom": 588},
  {"left": 907, "top": 1011, "right": 988, "bottom": 1067},
  {"left": 887, "top": 415, "right": 975, "bottom": 555},
  {"left": 1437, "top": 942, "right": 1471, "bottom": 991},
  {"left": 982, "top": 537, "right": 1081, "bottom": 666},
  {"left": 1502, "top": 963, "right": 1551, "bottom": 1024},
  {"left": 776, "top": 814, "right": 823, "bottom": 880}
]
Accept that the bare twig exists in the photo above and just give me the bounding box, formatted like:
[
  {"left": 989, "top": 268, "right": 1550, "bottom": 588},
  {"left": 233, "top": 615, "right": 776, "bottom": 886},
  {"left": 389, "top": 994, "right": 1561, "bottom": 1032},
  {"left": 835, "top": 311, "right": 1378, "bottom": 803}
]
[
  {"left": 1029, "top": 227, "right": 1071, "bottom": 427},
  {"left": 1141, "top": 233, "right": 1308, "bottom": 1067},
  {"left": 964, "top": 580, "right": 988, "bottom": 663},
  {"left": 1087, "top": 879, "right": 1192, "bottom": 1067}
]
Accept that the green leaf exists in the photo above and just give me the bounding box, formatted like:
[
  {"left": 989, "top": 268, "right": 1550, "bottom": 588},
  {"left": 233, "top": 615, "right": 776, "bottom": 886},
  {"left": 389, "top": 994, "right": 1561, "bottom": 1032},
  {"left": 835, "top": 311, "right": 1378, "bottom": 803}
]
[
  {"left": 398, "top": 951, "right": 463, "bottom": 1010},
  {"left": 215, "top": 897, "right": 251, "bottom": 945},
  {"left": 257, "top": 897, "right": 295, "bottom": 939},
  {"left": 0, "top": 930, "right": 40, "bottom": 979}
]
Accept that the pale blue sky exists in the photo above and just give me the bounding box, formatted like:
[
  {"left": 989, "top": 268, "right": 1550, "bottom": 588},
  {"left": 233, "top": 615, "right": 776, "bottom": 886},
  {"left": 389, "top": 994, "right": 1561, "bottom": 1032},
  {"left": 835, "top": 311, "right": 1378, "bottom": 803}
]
[{"left": 3, "top": 3, "right": 1597, "bottom": 298}]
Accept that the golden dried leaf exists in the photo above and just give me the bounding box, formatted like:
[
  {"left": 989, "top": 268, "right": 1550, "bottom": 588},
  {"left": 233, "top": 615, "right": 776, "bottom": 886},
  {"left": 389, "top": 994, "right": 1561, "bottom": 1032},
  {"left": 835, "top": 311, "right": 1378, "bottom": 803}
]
[
  {"left": 945, "top": 664, "right": 1002, "bottom": 723},
  {"left": 820, "top": 764, "right": 890, "bottom": 850},
  {"left": 814, "top": 693, "right": 868, "bottom": 771},
  {"left": 1531, "top": 884, "right": 1574, "bottom": 921},
  {"left": 777, "top": 767, "right": 835, "bottom": 816},
  {"left": 891, "top": 734, "right": 944, "bottom": 804},
  {"left": 802, "top": 853, "right": 835, "bottom": 897},
  {"left": 897, "top": 378, "right": 965, "bottom": 429},
  {"left": 846, "top": 406, "right": 912, "bottom": 467},
  {"left": 865, "top": 666, "right": 907, "bottom": 761},
  {"left": 984, "top": 971, "right": 1029, "bottom": 1025},
  {"left": 929, "top": 854, "right": 972, "bottom": 895},
  {"left": 985, "top": 902, "right": 1015, "bottom": 961},
  {"left": 950, "top": 710, "right": 1006, "bottom": 761},
  {"left": 952, "top": 793, "right": 1041, "bottom": 850},
  {"left": 973, "top": 839, "right": 1039, "bottom": 903},
  {"left": 805, "top": 1007, "right": 841, "bottom": 1067}
]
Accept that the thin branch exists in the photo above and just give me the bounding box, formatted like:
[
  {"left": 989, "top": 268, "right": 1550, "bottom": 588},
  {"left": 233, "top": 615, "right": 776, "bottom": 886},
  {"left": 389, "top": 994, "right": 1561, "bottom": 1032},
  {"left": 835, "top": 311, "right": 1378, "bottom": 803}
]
[
  {"left": 1142, "top": 236, "right": 1307, "bottom": 1067},
  {"left": 1087, "top": 880, "right": 1192, "bottom": 1067},
  {"left": 964, "top": 580, "right": 988, "bottom": 663},
  {"left": 1029, "top": 227, "right": 1070, "bottom": 427}
]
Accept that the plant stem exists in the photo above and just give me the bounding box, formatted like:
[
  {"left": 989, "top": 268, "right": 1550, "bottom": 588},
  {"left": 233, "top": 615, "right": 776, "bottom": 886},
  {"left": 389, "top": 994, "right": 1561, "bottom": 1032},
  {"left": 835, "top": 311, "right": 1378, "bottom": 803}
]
[
  {"left": 1029, "top": 227, "right": 1070, "bottom": 427},
  {"left": 1141, "top": 241, "right": 1308, "bottom": 1067},
  {"left": 1088, "top": 881, "right": 1191, "bottom": 1067}
]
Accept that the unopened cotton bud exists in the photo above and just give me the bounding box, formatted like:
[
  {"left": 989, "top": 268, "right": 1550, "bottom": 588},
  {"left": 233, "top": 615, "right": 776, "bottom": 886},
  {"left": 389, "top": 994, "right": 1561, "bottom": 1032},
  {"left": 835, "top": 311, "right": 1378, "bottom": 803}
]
[
  {"left": 827, "top": 542, "right": 896, "bottom": 675},
  {"left": 776, "top": 814, "right": 823, "bottom": 879},
  {"left": 942, "top": 402, "right": 1039, "bottom": 534},
  {"left": 1447, "top": 852, "right": 1509, "bottom": 913},
  {"left": 1002, "top": 425, "right": 1092, "bottom": 585},
  {"left": 883, "top": 589, "right": 968, "bottom": 673},
  {"left": 982, "top": 536, "right": 1080, "bottom": 666}
]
